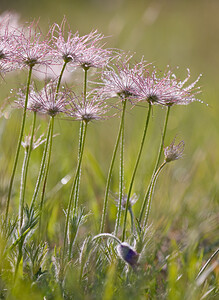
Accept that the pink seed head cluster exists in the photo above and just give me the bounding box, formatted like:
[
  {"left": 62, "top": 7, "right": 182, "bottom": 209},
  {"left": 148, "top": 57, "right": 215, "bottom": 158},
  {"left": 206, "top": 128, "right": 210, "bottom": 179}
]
[
  {"left": 99, "top": 55, "right": 147, "bottom": 101},
  {"left": 51, "top": 17, "right": 112, "bottom": 70},
  {"left": 17, "top": 81, "right": 69, "bottom": 116},
  {"left": 0, "top": 15, "right": 202, "bottom": 114},
  {"left": 0, "top": 14, "right": 20, "bottom": 73},
  {"left": 13, "top": 20, "right": 52, "bottom": 69},
  {"left": 132, "top": 67, "right": 202, "bottom": 106},
  {"left": 67, "top": 91, "right": 111, "bottom": 122}
]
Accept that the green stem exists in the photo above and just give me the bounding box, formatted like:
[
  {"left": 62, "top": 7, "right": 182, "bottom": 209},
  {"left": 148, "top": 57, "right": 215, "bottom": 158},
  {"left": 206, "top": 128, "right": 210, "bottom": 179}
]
[
  {"left": 143, "top": 161, "right": 166, "bottom": 228},
  {"left": 121, "top": 103, "right": 152, "bottom": 241},
  {"left": 100, "top": 100, "right": 127, "bottom": 233},
  {"left": 30, "top": 62, "right": 67, "bottom": 210},
  {"left": 5, "top": 66, "right": 33, "bottom": 223},
  {"left": 114, "top": 102, "right": 126, "bottom": 235},
  {"left": 38, "top": 116, "right": 54, "bottom": 239},
  {"left": 19, "top": 150, "right": 28, "bottom": 228},
  {"left": 72, "top": 122, "right": 87, "bottom": 214},
  {"left": 139, "top": 105, "right": 170, "bottom": 224},
  {"left": 92, "top": 233, "right": 121, "bottom": 245},
  {"left": 56, "top": 61, "right": 67, "bottom": 95},
  {"left": 153, "top": 106, "right": 170, "bottom": 172},
  {"left": 74, "top": 68, "right": 88, "bottom": 208},
  {"left": 129, "top": 207, "right": 135, "bottom": 234},
  {"left": 62, "top": 121, "right": 88, "bottom": 267},
  {"left": 74, "top": 121, "right": 84, "bottom": 209},
  {"left": 83, "top": 68, "right": 88, "bottom": 101},
  {"left": 30, "top": 120, "right": 51, "bottom": 209},
  {"left": 19, "top": 111, "right": 37, "bottom": 228}
]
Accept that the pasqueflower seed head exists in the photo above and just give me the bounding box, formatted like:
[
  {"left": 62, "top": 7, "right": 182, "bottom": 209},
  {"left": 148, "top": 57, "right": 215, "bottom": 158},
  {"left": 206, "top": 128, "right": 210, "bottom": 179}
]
[
  {"left": 133, "top": 67, "right": 202, "bottom": 106},
  {"left": 99, "top": 54, "right": 148, "bottom": 102},
  {"left": 67, "top": 91, "right": 112, "bottom": 122},
  {"left": 51, "top": 17, "right": 111, "bottom": 69},
  {"left": 30, "top": 81, "right": 68, "bottom": 116},
  {"left": 16, "top": 84, "right": 42, "bottom": 112},
  {"left": 16, "top": 81, "right": 68, "bottom": 116},
  {"left": 13, "top": 20, "right": 52, "bottom": 69},
  {"left": 0, "top": 14, "right": 20, "bottom": 73},
  {"left": 164, "top": 138, "right": 185, "bottom": 163}
]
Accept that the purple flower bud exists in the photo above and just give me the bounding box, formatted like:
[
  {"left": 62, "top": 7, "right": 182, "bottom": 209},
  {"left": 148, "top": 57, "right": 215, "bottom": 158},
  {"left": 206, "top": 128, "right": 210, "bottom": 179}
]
[{"left": 117, "top": 242, "right": 139, "bottom": 268}]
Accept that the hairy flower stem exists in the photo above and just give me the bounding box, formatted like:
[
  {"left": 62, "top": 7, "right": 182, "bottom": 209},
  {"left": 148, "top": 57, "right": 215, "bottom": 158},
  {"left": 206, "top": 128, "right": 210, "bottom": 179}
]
[
  {"left": 56, "top": 61, "right": 67, "bottom": 94},
  {"left": 62, "top": 121, "right": 88, "bottom": 269},
  {"left": 5, "top": 66, "right": 33, "bottom": 223},
  {"left": 114, "top": 103, "right": 126, "bottom": 235},
  {"left": 30, "top": 120, "right": 52, "bottom": 209},
  {"left": 129, "top": 207, "right": 135, "bottom": 234},
  {"left": 100, "top": 99, "right": 127, "bottom": 233},
  {"left": 72, "top": 122, "right": 87, "bottom": 214},
  {"left": 139, "top": 105, "right": 170, "bottom": 224},
  {"left": 121, "top": 103, "right": 152, "bottom": 241},
  {"left": 19, "top": 151, "right": 28, "bottom": 228},
  {"left": 38, "top": 116, "right": 54, "bottom": 240},
  {"left": 30, "top": 62, "right": 67, "bottom": 210},
  {"left": 143, "top": 161, "right": 166, "bottom": 228},
  {"left": 19, "top": 111, "right": 37, "bottom": 229},
  {"left": 92, "top": 233, "right": 122, "bottom": 245},
  {"left": 74, "top": 68, "right": 88, "bottom": 208},
  {"left": 83, "top": 68, "right": 88, "bottom": 99}
]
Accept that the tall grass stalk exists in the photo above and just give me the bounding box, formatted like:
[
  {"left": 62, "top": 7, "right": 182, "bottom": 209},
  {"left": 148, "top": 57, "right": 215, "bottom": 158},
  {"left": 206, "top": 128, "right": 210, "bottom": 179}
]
[
  {"left": 139, "top": 105, "right": 170, "bottom": 224},
  {"left": 5, "top": 66, "right": 33, "bottom": 223},
  {"left": 100, "top": 99, "right": 127, "bottom": 234},
  {"left": 121, "top": 103, "right": 152, "bottom": 241}
]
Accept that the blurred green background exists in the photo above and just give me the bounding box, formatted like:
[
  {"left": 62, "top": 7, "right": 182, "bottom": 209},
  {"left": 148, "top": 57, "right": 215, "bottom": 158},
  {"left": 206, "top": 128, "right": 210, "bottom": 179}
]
[{"left": 0, "top": 0, "right": 218, "bottom": 245}]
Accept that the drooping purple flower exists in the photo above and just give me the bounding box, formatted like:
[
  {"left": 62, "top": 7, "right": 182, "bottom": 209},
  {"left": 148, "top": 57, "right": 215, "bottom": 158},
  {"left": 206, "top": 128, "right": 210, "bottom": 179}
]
[
  {"left": 164, "top": 138, "right": 185, "bottom": 162},
  {"left": 67, "top": 91, "right": 112, "bottom": 122},
  {"left": 133, "top": 67, "right": 202, "bottom": 106},
  {"left": 51, "top": 17, "right": 112, "bottom": 70},
  {"left": 99, "top": 55, "right": 148, "bottom": 102},
  {"left": 117, "top": 242, "right": 139, "bottom": 268}
]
